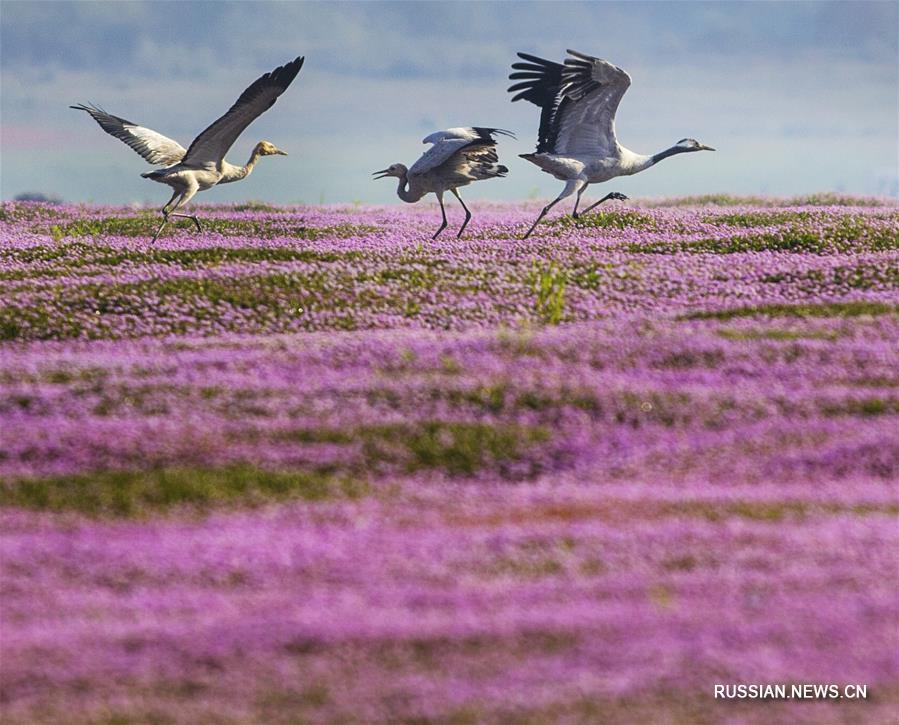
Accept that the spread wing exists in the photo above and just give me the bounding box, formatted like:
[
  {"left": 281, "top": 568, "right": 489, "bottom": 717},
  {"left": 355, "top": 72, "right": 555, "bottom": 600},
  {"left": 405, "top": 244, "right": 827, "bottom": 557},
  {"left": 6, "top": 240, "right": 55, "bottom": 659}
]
[
  {"left": 509, "top": 49, "right": 631, "bottom": 157},
  {"left": 411, "top": 128, "right": 512, "bottom": 176},
  {"left": 180, "top": 56, "right": 304, "bottom": 167},
  {"left": 554, "top": 50, "right": 632, "bottom": 157},
  {"left": 508, "top": 52, "right": 565, "bottom": 154},
  {"left": 70, "top": 103, "right": 186, "bottom": 166},
  {"left": 421, "top": 127, "right": 515, "bottom": 145},
  {"left": 410, "top": 128, "right": 511, "bottom": 176},
  {"left": 409, "top": 137, "right": 472, "bottom": 176}
]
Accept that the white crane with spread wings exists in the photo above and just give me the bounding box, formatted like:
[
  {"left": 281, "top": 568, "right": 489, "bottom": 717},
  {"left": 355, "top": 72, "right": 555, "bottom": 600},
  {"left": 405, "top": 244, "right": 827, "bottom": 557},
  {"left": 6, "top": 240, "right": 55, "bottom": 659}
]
[
  {"left": 373, "top": 127, "right": 513, "bottom": 239},
  {"left": 72, "top": 56, "right": 304, "bottom": 242},
  {"left": 509, "top": 50, "right": 714, "bottom": 238}
]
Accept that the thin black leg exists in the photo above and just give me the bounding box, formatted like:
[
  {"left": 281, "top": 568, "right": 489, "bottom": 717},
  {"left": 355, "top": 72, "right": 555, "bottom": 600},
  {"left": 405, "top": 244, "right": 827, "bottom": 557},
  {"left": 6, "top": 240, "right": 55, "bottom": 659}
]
[
  {"left": 451, "top": 188, "right": 472, "bottom": 238},
  {"left": 150, "top": 214, "right": 169, "bottom": 244},
  {"left": 151, "top": 192, "right": 179, "bottom": 244},
  {"left": 579, "top": 192, "right": 628, "bottom": 217},
  {"left": 171, "top": 212, "right": 202, "bottom": 232},
  {"left": 572, "top": 184, "right": 590, "bottom": 219},
  {"left": 523, "top": 196, "right": 566, "bottom": 239},
  {"left": 432, "top": 194, "right": 448, "bottom": 240}
]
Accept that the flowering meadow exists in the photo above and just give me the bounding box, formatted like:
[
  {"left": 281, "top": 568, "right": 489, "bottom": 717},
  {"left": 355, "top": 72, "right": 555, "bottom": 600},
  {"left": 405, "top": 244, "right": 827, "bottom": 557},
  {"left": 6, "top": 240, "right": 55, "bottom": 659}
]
[{"left": 1, "top": 197, "right": 898, "bottom": 723}]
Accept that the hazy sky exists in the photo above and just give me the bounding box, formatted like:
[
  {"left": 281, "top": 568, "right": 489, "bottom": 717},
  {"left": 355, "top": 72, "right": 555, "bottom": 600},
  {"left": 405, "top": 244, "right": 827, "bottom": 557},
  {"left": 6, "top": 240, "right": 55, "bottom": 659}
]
[{"left": 2, "top": 0, "right": 897, "bottom": 205}]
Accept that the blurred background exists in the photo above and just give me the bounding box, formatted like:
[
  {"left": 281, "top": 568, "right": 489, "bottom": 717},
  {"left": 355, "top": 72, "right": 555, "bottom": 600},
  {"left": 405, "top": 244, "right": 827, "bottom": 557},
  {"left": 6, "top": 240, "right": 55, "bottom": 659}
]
[{"left": 2, "top": 0, "right": 897, "bottom": 205}]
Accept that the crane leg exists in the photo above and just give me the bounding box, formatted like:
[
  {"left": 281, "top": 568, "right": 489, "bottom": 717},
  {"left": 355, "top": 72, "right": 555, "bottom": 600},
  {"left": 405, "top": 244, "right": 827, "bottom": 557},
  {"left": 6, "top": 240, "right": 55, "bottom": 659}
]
[
  {"left": 572, "top": 184, "right": 590, "bottom": 219},
  {"left": 579, "top": 192, "right": 629, "bottom": 217},
  {"left": 451, "top": 188, "right": 472, "bottom": 238},
  {"left": 150, "top": 216, "right": 169, "bottom": 244},
  {"left": 432, "top": 192, "right": 448, "bottom": 240},
  {"left": 164, "top": 185, "right": 202, "bottom": 235},
  {"left": 522, "top": 179, "right": 584, "bottom": 239},
  {"left": 170, "top": 212, "right": 203, "bottom": 232},
  {"left": 150, "top": 191, "right": 179, "bottom": 244}
]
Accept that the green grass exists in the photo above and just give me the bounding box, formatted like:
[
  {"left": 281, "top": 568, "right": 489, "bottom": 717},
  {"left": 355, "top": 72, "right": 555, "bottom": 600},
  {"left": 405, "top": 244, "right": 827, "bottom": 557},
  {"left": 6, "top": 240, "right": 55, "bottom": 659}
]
[
  {"left": 680, "top": 301, "right": 898, "bottom": 321},
  {"left": 554, "top": 209, "right": 655, "bottom": 230},
  {"left": 759, "top": 264, "right": 899, "bottom": 290},
  {"left": 819, "top": 397, "right": 899, "bottom": 417},
  {"left": 704, "top": 211, "right": 816, "bottom": 227},
  {"left": 0, "top": 252, "right": 536, "bottom": 340},
  {"left": 267, "top": 420, "right": 551, "bottom": 477},
  {"left": 0, "top": 421, "right": 551, "bottom": 515},
  {"left": 792, "top": 192, "right": 894, "bottom": 206},
  {"left": 669, "top": 499, "right": 899, "bottom": 522},
  {"left": 0, "top": 243, "right": 363, "bottom": 281},
  {"left": 652, "top": 349, "right": 726, "bottom": 369},
  {"left": 715, "top": 327, "right": 840, "bottom": 341},
  {"left": 0, "top": 466, "right": 366, "bottom": 517},
  {"left": 530, "top": 264, "right": 568, "bottom": 324},
  {"left": 0, "top": 201, "right": 65, "bottom": 222},
  {"left": 0, "top": 269, "right": 387, "bottom": 340},
  {"left": 382, "top": 421, "right": 549, "bottom": 476},
  {"left": 272, "top": 419, "right": 549, "bottom": 472},
  {"left": 41, "top": 216, "right": 377, "bottom": 240},
  {"left": 631, "top": 217, "right": 899, "bottom": 254}
]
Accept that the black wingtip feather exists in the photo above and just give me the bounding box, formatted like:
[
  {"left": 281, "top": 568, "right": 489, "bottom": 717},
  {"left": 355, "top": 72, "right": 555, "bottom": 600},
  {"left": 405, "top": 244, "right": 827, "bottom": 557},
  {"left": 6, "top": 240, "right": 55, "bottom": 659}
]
[
  {"left": 566, "top": 49, "right": 597, "bottom": 62},
  {"left": 516, "top": 52, "right": 558, "bottom": 67},
  {"left": 470, "top": 127, "right": 516, "bottom": 142},
  {"left": 508, "top": 81, "right": 536, "bottom": 92},
  {"left": 272, "top": 56, "right": 305, "bottom": 90}
]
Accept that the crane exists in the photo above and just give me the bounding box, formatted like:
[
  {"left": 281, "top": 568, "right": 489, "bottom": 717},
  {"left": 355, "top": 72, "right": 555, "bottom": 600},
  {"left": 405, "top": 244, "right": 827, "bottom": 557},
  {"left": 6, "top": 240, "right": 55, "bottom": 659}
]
[
  {"left": 71, "top": 56, "right": 304, "bottom": 243},
  {"left": 508, "top": 50, "right": 714, "bottom": 238},
  {"left": 373, "top": 127, "right": 513, "bottom": 239}
]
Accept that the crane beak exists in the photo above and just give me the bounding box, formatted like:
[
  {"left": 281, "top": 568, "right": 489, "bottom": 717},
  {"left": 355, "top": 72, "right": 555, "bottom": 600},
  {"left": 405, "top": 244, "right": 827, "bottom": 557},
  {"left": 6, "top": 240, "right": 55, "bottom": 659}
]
[
  {"left": 698, "top": 144, "right": 716, "bottom": 151},
  {"left": 274, "top": 148, "right": 288, "bottom": 156},
  {"left": 372, "top": 169, "right": 390, "bottom": 179}
]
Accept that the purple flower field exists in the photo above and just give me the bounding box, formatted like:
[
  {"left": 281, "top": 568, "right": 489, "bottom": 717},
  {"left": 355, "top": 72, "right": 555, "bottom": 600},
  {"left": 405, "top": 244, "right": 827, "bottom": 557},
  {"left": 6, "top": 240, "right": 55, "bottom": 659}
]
[{"left": 1, "top": 197, "right": 898, "bottom": 723}]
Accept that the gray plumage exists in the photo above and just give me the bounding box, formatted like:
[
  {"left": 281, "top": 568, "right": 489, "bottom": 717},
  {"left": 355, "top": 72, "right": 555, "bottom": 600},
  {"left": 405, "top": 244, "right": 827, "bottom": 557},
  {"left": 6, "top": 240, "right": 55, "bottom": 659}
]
[
  {"left": 374, "top": 127, "right": 513, "bottom": 239},
  {"left": 509, "top": 49, "right": 714, "bottom": 238}
]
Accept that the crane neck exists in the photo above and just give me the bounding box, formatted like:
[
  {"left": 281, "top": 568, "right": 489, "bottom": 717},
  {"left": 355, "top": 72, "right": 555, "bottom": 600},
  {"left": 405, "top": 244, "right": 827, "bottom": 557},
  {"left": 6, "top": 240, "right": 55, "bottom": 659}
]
[
  {"left": 395, "top": 172, "right": 424, "bottom": 204},
  {"left": 242, "top": 146, "right": 267, "bottom": 176},
  {"left": 219, "top": 148, "right": 265, "bottom": 184},
  {"left": 650, "top": 145, "right": 690, "bottom": 166}
]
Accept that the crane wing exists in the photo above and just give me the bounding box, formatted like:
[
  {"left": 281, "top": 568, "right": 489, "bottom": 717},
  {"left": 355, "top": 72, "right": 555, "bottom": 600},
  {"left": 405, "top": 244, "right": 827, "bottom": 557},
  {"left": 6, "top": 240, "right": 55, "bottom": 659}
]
[
  {"left": 508, "top": 50, "right": 631, "bottom": 158},
  {"left": 421, "top": 127, "right": 515, "bottom": 145},
  {"left": 409, "top": 138, "right": 472, "bottom": 176},
  {"left": 180, "top": 56, "right": 304, "bottom": 167},
  {"left": 411, "top": 128, "right": 511, "bottom": 176},
  {"left": 507, "top": 52, "right": 565, "bottom": 154},
  {"left": 553, "top": 50, "right": 631, "bottom": 157},
  {"left": 70, "top": 103, "right": 187, "bottom": 166}
]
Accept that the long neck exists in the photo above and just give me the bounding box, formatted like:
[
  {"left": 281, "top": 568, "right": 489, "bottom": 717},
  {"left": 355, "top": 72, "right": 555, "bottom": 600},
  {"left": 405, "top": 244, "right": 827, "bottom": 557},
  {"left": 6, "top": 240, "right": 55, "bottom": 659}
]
[
  {"left": 221, "top": 147, "right": 263, "bottom": 183},
  {"left": 650, "top": 145, "right": 690, "bottom": 166},
  {"left": 241, "top": 146, "right": 265, "bottom": 177},
  {"left": 395, "top": 172, "right": 424, "bottom": 203}
]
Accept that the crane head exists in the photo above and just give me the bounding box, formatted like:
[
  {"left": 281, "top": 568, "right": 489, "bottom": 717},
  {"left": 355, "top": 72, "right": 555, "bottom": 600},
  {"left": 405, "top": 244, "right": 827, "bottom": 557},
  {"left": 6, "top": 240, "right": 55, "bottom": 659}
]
[
  {"left": 255, "top": 141, "right": 288, "bottom": 156},
  {"left": 676, "top": 138, "right": 715, "bottom": 152},
  {"left": 372, "top": 164, "right": 408, "bottom": 179}
]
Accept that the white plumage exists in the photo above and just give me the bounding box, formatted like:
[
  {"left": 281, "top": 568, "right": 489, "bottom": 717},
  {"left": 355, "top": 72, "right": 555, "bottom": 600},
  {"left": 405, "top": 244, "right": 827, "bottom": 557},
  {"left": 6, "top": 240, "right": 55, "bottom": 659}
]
[
  {"left": 69, "top": 107, "right": 189, "bottom": 166},
  {"left": 72, "top": 56, "right": 304, "bottom": 242},
  {"left": 509, "top": 49, "right": 715, "bottom": 238}
]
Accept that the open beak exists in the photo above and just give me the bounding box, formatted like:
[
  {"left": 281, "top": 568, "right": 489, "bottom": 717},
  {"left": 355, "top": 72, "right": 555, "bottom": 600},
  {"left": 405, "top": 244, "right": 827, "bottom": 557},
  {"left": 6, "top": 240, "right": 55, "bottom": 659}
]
[
  {"left": 372, "top": 169, "right": 390, "bottom": 180},
  {"left": 698, "top": 144, "right": 716, "bottom": 151}
]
